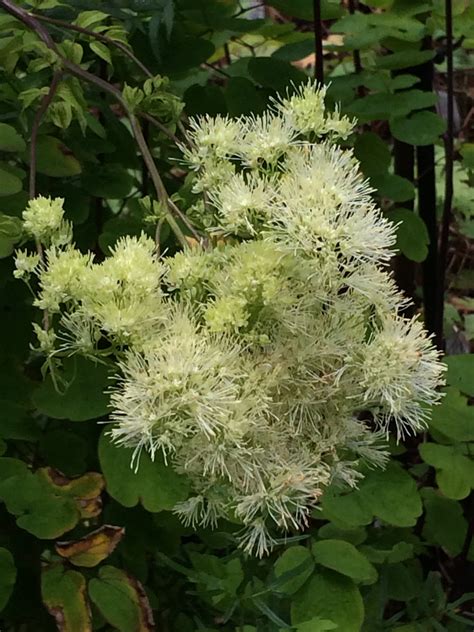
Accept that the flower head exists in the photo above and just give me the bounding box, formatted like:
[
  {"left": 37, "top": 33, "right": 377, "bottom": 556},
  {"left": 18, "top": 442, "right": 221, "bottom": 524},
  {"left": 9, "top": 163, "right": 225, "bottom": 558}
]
[{"left": 22, "top": 196, "right": 72, "bottom": 245}]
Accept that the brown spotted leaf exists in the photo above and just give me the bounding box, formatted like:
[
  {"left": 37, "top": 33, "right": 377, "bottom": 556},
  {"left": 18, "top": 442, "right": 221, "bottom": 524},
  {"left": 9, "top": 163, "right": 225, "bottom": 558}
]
[
  {"left": 38, "top": 468, "right": 105, "bottom": 519},
  {"left": 42, "top": 564, "right": 91, "bottom": 632},
  {"left": 88, "top": 566, "right": 155, "bottom": 631},
  {"left": 55, "top": 525, "right": 125, "bottom": 568}
]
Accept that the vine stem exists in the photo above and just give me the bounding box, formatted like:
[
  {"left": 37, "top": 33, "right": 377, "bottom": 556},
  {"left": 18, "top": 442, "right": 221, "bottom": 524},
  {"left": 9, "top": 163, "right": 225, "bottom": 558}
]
[
  {"left": 312, "top": 0, "right": 324, "bottom": 84},
  {"left": 435, "top": 0, "right": 454, "bottom": 349},
  {"left": 29, "top": 70, "right": 63, "bottom": 331},
  {"left": 30, "top": 71, "right": 62, "bottom": 201},
  {"left": 34, "top": 13, "right": 154, "bottom": 78},
  {"left": 0, "top": 0, "right": 189, "bottom": 249}
]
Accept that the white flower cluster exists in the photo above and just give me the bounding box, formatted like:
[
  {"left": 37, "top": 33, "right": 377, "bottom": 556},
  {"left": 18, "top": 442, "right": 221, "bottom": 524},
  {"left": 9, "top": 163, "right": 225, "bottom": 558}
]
[{"left": 16, "top": 81, "right": 445, "bottom": 556}]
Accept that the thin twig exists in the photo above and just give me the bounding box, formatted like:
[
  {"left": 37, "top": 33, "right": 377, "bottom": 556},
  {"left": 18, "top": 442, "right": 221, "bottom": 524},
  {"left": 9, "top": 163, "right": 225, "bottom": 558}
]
[
  {"left": 29, "top": 71, "right": 62, "bottom": 200},
  {"left": 0, "top": 0, "right": 193, "bottom": 250},
  {"left": 167, "top": 197, "right": 204, "bottom": 243},
  {"left": 129, "top": 114, "right": 188, "bottom": 249},
  {"left": 141, "top": 111, "right": 181, "bottom": 146},
  {"left": 435, "top": 0, "right": 454, "bottom": 349},
  {"left": 313, "top": 0, "right": 324, "bottom": 84},
  {"left": 29, "top": 70, "right": 62, "bottom": 332},
  {"left": 34, "top": 13, "right": 153, "bottom": 78}
]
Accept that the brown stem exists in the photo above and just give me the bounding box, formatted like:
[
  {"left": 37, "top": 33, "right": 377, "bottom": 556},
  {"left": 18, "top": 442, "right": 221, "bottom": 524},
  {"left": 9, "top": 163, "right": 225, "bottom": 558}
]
[
  {"left": 29, "top": 71, "right": 62, "bottom": 200},
  {"left": 167, "top": 198, "right": 204, "bottom": 244},
  {"left": 313, "top": 0, "right": 324, "bottom": 84},
  {"left": 34, "top": 13, "right": 153, "bottom": 78},
  {"left": 29, "top": 70, "right": 62, "bottom": 332},
  {"left": 141, "top": 111, "right": 182, "bottom": 146},
  {"left": 0, "top": 0, "right": 193, "bottom": 249},
  {"left": 435, "top": 0, "right": 454, "bottom": 349}
]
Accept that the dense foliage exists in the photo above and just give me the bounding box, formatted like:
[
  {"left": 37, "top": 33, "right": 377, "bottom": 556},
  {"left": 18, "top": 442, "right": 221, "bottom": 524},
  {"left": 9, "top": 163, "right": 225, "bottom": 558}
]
[{"left": 0, "top": 1, "right": 473, "bottom": 631}]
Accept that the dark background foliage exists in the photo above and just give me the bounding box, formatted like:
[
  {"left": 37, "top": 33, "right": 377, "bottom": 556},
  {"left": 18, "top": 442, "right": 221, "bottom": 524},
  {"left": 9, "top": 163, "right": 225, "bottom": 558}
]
[{"left": 0, "top": 1, "right": 473, "bottom": 630}]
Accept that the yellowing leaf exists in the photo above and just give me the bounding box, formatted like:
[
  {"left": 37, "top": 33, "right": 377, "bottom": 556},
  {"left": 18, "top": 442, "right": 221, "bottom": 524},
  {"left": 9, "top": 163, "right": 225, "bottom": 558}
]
[
  {"left": 42, "top": 565, "right": 91, "bottom": 632},
  {"left": 55, "top": 525, "right": 125, "bottom": 568}
]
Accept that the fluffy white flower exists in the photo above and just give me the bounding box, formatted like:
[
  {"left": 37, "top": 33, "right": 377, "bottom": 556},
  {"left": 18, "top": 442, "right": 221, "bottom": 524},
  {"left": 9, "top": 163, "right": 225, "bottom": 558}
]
[
  {"left": 359, "top": 315, "right": 445, "bottom": 438},
  {"left": 22, "top": 196, "right": 72, "bottom": 245},
  {"left": 18, "top": 81, "right": 445, "bottom": 557}
]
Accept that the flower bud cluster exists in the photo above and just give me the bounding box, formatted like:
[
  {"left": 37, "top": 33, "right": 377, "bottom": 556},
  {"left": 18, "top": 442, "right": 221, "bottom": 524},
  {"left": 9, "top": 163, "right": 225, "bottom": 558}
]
[{"left": 16, "top": 82, "right": 445, "bottom": 556}]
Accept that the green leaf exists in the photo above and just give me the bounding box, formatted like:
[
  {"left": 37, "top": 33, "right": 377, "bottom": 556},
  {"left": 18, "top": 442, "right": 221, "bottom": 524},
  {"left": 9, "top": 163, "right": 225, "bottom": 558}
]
[
  {"left": 272, "top": 38, "right": 315, "bottom": 62},
  {"left": 320, "top": 488, "right": 373, "bottom": 528},
  {"left": 0, "top": 123, "right": 26, "bottom": 152},
  {"left": 376, "top": 49, "right": 434, "bottom": 70},
  {"left": 0, "top": 468, "right": 79, "bottom": 538},
  {"left": 429, "top": 387, "right": 474, "bottom": 442},
  {"left": 354, "top": 132, "right": 391, "bottom": 177},
  {"left": 359, "top": 541, "right": 414, "bottom": 565},
  {"left": 388, "top": 208, "right": 429, "bottom": 262},
  {"left": 0, "top": 213, "right": 22, "bottom": 257},
  {"left": 268, "top": 0, "right": 343, "bottom": 20},
  {"left": 273, "top": 545, "right": 315, "bottom": 595},
  {"left": 99, "top": 430, "right": 190, "bottom": 512},
  {"left": 383, "top": 560, "right": 423, "bottom": 602},
  {"left": 248, "top": 57, "right": 306, "bottom": 92},
  {"left": 0, "top": 167, "right": 22, "bottom": 197},
  {"left": 88, "top": 566, "right": 154, "bottom": 632},
  {"left": 357, "top": 462, "right": 422, "bottom": 527},
  {"left": 312, "top": 539, "right": 377, "bottom": 584},
  {"left": 390, "top": 112, "right": 446, "bottom": 146},
  {"left": 422, "top": 488, "right": 467, "bottom": 556},
  {"left": 34, "top": 135, "right": 82, "bottom": 177},
  {"left": 33, "top": 357, "right": 111, "bottom": 421},
  {"left": 74, "top": 10, "right": 108, "bottom": 30},
  {"left": 372, "top": 174, "right": 415, "bottom": 202},
  {"left": 445, "top": 354, "right": 474, "bottom": 396},
  {"left": 291, "top": 569, "right": 364, "bottom": 632},
  {"left": 347, "top": 90, "right": 437, "bottom": 122},
  {"left": 460, "top": 143, "right": 474, "bottom": 169},
  {"left": 55, "top": 525, "right": 125, "bottom": 568},
  {"left": 81, "top": 164, "right": 135, "bottom": 199},
  {"left": 90, "top": 41, "right": 112, "bottom": 65},
  {"left": 225, "top": 77, "right": 265, "bottom": 117},
  {"left": 294, "top": 619, "right": 338, "bottom": 632},
  {"left": 419, "top": 443, "right": 474, "bottom": 500},
  {"left": 42, "top": 565, "right": 91, "bottom": 632},
  {"left": 0, "top": 548, "right": 16, "bottom": 611}
]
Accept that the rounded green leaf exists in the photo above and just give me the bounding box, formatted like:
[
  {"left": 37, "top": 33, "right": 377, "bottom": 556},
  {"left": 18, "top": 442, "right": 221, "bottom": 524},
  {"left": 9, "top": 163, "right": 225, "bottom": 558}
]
[
  {"left": 420, "top": 443, "right": 474, "bottom": 500},
  {"left": 312, "top": 539, "right": 377, "bottom": 583},
  {"left": 291, "top": 569, "right": 364, "bottom": 632},
  {"left": 273, "top": 545, "right": 315, "bottom": 594},
  {"left": 357, "top": 462, "right": 422, "bottom": 527},
  {"left": 372, "top": 174, "right": 415, "bottom": 202},
  {"left": 33, "top": 357, "right": 112, "bottom": 421},
  {"left": 81, "top": 164, "right": 135, "bottom": 199},
  {"left": 0, "top": 168, "right": 22, "bottom": 197},
  {"left": 248, "top": 57, "right": 306, "bottom": 92},
  {"left": 99, "top": 430, "right": 190, "bottom": 512},
  {"left": 388, "top": 208, "right": 429, "bottom": 262},
  {"left": 225, "top": 77, "right": 265, "bottom": 117},
  {"left": 42, "top": 565, "right": 91, "bottom": 632},
  {"left": 88, "top": 566, "right": 154, "bottom": 632},
  {"left": 422, "top": 488, "right": 467, "bottom": 556},
  {"left": 390, "top": 111, "right": 446, "bottom": 146},
  {"left": 0, "top": 123, "right": 26, "bottom": 152},
  {"left": 429, "top": 387, "right": 474, "bottom": 442},
  {"left": 354, "top": 132, "right": 391, "bottom": 177},
  {"left": 0, "top": 548, "right": 16, "bottom": 611},
  {"left": 320, "top": 488, "right": 373, "bottom": 528},
  {"left": 34, "top": 135, "right": 82, "bottom": 177},
  {"left": 445, "top": 354, "right": 474, "bottom": 396}
]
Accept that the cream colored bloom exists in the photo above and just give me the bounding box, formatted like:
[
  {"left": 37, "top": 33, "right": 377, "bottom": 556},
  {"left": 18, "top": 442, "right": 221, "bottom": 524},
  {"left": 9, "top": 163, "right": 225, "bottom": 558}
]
[{"left": 22, "top": 196, "right": 72, "bottom": 245}]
